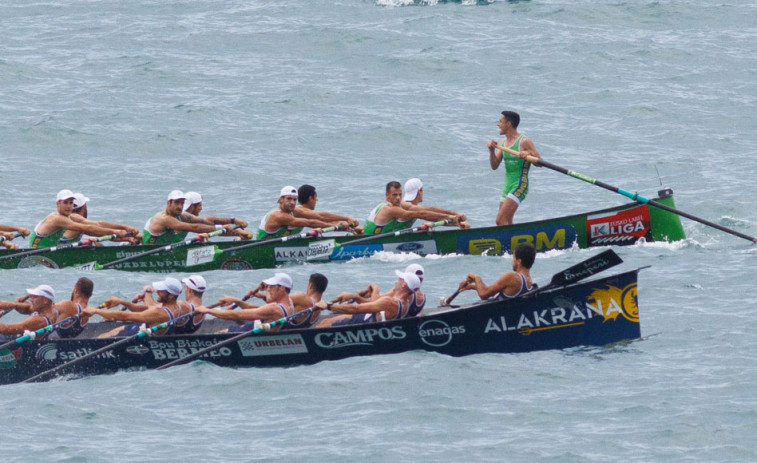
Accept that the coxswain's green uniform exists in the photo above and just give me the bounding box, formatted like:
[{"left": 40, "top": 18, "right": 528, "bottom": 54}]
[{"left": 501, "top": 134, "right": 531, "bottom": 203}]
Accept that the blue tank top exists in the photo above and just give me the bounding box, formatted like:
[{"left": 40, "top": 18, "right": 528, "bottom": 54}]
[
  {"left": 282, "top": 298, "right": 318, "bottom": 330},
  {"left": 495, "top": 274, "right": 535, "bottom": 300},
  {"left": 174, "top": 303, "right": 205, "bottom": 334},
  {"left": 54, "top": 303, "right": 87, "bottom": 339},
  {"left": 405, "top": 291, "right": 426, "bottom": 318}
]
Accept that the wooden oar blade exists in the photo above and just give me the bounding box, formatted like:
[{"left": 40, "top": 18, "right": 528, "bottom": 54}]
[{"left": 547, "top": 249, "right": 623, "bottom": 287}]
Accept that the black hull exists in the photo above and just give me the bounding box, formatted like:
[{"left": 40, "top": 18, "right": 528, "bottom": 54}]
[{"left": 0, "top": 270, "right": 641, "bottom": 385}]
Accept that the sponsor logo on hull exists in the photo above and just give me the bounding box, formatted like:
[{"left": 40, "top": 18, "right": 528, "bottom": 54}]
[
  {"left": 587, "top": 205, "right": 651, "bottom": 246},
  {"left": 458, "top": 224, "right": 577, "bottom": 256},
  {"left": 275, "top": 240, "right": 439, "bottom": 263},
  {"left": 418, "top": 320, "right": 466, "bottom": 347},
  {"left": 186, "top": 245, "right": 217, "bottom": 267},
  {"left": 147, "top": 339, "right": 233, "bottom": 360},
  {"left": 238, "top": 334, "right": 308, "bottom": 357},
  {"left": 35, "top": 345, "right": 117, "bottom": 361},
  {"left": 315, "top": 326, "right": 406, "bottom": 349}
]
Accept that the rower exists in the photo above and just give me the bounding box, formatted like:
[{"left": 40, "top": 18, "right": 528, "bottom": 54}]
[
  {"left": 0, "top": 285, "right": 59, "bottom": 340},
  {"left": 363, "top": 181, "right": 466, "bottom": 235},
  {"left": 60, "top": 193, "right": 141, "bottom": 245},
  {"left": 48, "top": 278, "right": 96, "bottom": 340},
  {"left": 295, "top": 185, "right": 360, "bottom": 232},
  {"left": 195, "top": 273, "right": 295, "bottom": 332},
  {"left": 182, "top": 191, "right": 251, "bottom": 239},
  {"left": 332, "top": 263, "right": 427, "bottom": 317},
  {"left": 174, "top": 274, "right": 208, "bottom": 334},
  {"left": 315, "top": 270, "right": 420, "bottom": 327},
  {"left": 457, "top": 243, "right": 537, "bottom": 300},
  {"left": 401, "top": 178, "right": 470, "bottom": 229},
  {"left": 28, "top": 189, "right": 131, "bottom": 249},
  {"left": 256, "top": 186, "right": 349, "bottom": 240},
  {"left": 85, "top": 278, "right": 184, "bottom": 338},
  {"left": 142, "top": 190, "right": 249, "bottom": 245},
  {"left": 0, "top": 224, "right": 31, "bottom": 250}
]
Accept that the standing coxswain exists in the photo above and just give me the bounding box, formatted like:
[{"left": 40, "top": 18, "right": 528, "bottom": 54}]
[
  {"left": 488, "top": 111, "right": 542, "bottom": 226},
  {"left": 28, "top": 190, "right": 132, "bottom": 249},
  {"left": 256, "top": 186, "right": 349, "bottom": 240},
  {"left": 142, "top": 190, "right": 249, "bottom": 245}
]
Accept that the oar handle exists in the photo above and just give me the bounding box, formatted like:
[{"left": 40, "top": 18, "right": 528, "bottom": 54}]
[
  {"left": 439, "top": 289, "right": 462, "bottom": 307},
  {"left": 498, "top": 144, "right": 757, "bottom": 244}
]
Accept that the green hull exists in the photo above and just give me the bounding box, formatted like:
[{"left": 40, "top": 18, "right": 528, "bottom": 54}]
[{"left": 0, "top": 194, "right": 685, "bottom": 273}]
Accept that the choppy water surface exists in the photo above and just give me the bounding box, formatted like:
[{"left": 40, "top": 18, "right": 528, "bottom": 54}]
[{"left": 2, "top": 1, "right": 756, "bottom": 461}]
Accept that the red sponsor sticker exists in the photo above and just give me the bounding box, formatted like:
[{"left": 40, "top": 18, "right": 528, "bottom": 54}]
[{"left": 587, "top": 205, "right": 651, "bottom": 246}]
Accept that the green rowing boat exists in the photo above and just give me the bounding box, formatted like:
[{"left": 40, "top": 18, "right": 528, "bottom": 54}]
[{"left": 0, "top": 191, "right": 684, "bottom": 273}]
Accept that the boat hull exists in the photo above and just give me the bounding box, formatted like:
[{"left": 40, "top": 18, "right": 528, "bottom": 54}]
[
  {"left": 0, "top": 270, "right": 642, "bottom": 385},
  {"left": 0, "top": 194, "right": 684, "bottom": 272}
]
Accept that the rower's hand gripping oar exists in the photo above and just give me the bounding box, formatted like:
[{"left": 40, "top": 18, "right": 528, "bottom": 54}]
[
  {"left": 156, "top": 307, "right": 315, "bottom": 371},
  {"left": 440, "top": 249, "right": 624, "bottom": 308},
  {"left": 21, "top": 311, "right": 194, "bottom": 383},
  {"left": 0, "top": 314, "right": 82, "bottom": 351},
  {"left": 499, "top": 144, "right": 757, "bottom": 244},
  {"left": 0, "top": 233, "right": 129, "bottom": 262},
  {"left": 97, "top": 226, "right": 236, "bottom": 269}
]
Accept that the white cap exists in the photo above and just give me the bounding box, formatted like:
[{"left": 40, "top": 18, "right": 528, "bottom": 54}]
[
  {"left": 181, "top": 275, "right": 207, "bottom": 293},
  {"left": 26, "top": 285, "right": 56, "bottom": 302},
  {"left": 167, "top": 190, "right": 186, "bottom": 201},
  {"left": 403, "top": 178, "right": 423, "bottom": 202},
  {"left": 152, "top": 277, "right": 183, "bottom": 296},
  {"left": 394, "top": 270, "right": 421, "bottom": 291},
  {"left": 73, "top": 193, "right": 90, "bottom": 209},
  {"left": 56, "top": 189, "right": 76, "bottom": 201},
  {"left": 182, "top": 192, "right": 203, "bottom": 211},
  {"left": 405, "top": 263, "right": 425, "bottom": 282},
  {"left": 262, "top": 272, "right": 293, "bottom": 289},
  {"left": 279, "top": 186, "right": 298, "bottom": 198}
]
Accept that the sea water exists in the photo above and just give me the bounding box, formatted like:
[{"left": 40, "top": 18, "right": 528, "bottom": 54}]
[{"left": 1, "top": 1, "right": 756, "bottom": 461}]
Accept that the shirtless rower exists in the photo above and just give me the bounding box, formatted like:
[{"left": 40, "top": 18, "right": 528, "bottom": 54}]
[
  {"left": 315, "top": 270, "right": 420, "bottom": 327},
  {"left": 256, "top": 186, "right": 349, "bottom": 240},
  {"left": 457, "top": 243, "right": 537, "bottom": 300},
  {"left": 28, "top": 189, "right": 132, "bottom": 249},
  {"left": 333, "top": 263, "right": 427, "bottom": 317},
  {"left": 295, "top": 185, "right": 359, "bottom": 231},
  {"left": 0, "top": 285, "right": 59, "bottom": 340},
  {"left": 142, "top": 190, "right": 248, "bottom": 245},
  {"left": 195, "top": 273, "right": 295, "bottom": 332},
  {"left": 85, "top": 278, "right": 184, "bottom": 338},
  {"left": 0, "top": 224, "right": 31, "bottom": 249},
  {"left": 60, "top": 193, "right": 140, "bottom": 245},
  {"left": 363, "top": 181, "right": 466, "bottom": 235},
  {"left": 219, "top": 273, "right": 329, "bottom": 330},
  {"left": 401, "top": 178, "right": 470, "bottom": 229},
  {"left": 182, "top": 191, "right": 251, "bottom": 239},
  {"left": 48, "top": 277, "right": 96, "bottom": 340}
]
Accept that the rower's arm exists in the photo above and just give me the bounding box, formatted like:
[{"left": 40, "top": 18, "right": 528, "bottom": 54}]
[
  {"left": 469, "top": 273, "right": 518, "bottom": 300},
  {"left": 272, "top": 212, "right": 337, "bottom": 230},
  {"left": 54, "top": 215, "right": 125, "bottom": 237},
  {"left": 0, "top": 301, "right": 33, "bottom": 314},
  {"left": 322, "top": 296, "right": 395, "bottom": 315},
  {"left": 0, "top": 225, "right": 31, "bottom": 236},
  {"left": 88, "top": 306, "right": 168, "bottom": 325},
  {"left": 382, "top": 205, "right": 454, "bottom": 224},
  {"left": 196, "top": 304, "right": 279, "bottom": 322},
  {"left": 518, "top": 137, "right": 541, "bottom": 163},
  {"left": 160, "top": 215, "right": 222, "bottom": 234},
  {"left": 403, "top": 203, "right": 465, "bottom": 219},
  {"left": 0, "top": 316, "right": 47, "bottom": 335},
  {"left": 488, "top": 139, "right": 503, "bottom": 170},
  {"left": 294, "top": 208, "right": 357, "bottom": 226}
]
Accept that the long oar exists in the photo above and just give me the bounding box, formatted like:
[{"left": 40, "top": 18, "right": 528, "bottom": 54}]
[
  {"left": 22, "top": 311, "right": 193, "bottom": 383},
  {"left": 156, "top": 308, "right": 314, "bottom": 370},
  {"left": 0, "top": 233, "right": 125, "bottom": 262},
  {"left": 97, "top": 227, "right": 234, "bottom": 269},
  {"left": 0, "top": 315, "right": 81, "bottom": 351},
  {"left": 440, "top": 248, "right": 623, "bottom": 308},
  {"left": 499, "top": 145, "right": 757, "bottom": 243},
  {"left": 218, "top": 225, "right": 344, "bottom": 255}
]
